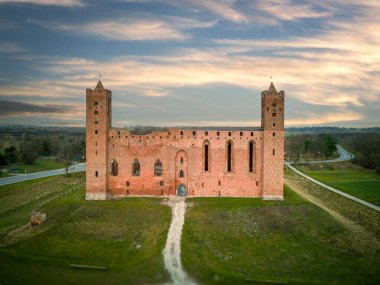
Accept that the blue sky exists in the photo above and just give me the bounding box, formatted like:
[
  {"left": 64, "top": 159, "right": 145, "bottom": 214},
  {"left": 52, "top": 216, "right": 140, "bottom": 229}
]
[{"left": 0, "top": 0, "right": 379, "bottom": 127}]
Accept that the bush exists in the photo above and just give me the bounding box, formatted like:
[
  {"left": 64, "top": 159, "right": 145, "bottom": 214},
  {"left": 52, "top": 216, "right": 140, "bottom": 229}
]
[{"left": 376, "top": 165, "right": 380, "bottom": 175}]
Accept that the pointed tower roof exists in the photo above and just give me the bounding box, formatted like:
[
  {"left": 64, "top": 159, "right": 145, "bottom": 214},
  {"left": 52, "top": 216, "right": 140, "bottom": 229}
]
[
  {"left": 94, "top": 80, "right": 104, "bottom": 90},
  {"left": 268, "top": 82, "right": 277, "bottom": 93}
]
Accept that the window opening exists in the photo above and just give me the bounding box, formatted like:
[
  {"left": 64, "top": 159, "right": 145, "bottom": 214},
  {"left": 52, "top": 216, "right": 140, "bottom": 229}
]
[
  {"left": 111, "top": 159, "right": 118, "bottom": 176},
  {"left": 227, "top": 142, "right": 232, "bottom": 172},
  {"left": 204, "top": 143, "right": 209, "bottom": 172},
  {"left": 154, "top": 159, "right": 163, "bottom": 176},
  {"left": 249, "top": 142, "right": 254, "bottom": 172},
  {"left": 132, "top": 159, "right": 140, "bottom": 176}
]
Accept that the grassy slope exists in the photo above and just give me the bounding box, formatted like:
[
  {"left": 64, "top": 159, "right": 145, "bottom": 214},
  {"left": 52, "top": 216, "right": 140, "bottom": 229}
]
[
  {"left": 0, "top": 174, "right": 171, "bottom": 285},
  {"left": 182, "top": 186, "right": 380, "bottom": 284},
  {"left": 295, "top": 162, "right": 380, "bottom": 206},
  {"left": 0, "top": 176, "right": 54, "bottom": 194}
]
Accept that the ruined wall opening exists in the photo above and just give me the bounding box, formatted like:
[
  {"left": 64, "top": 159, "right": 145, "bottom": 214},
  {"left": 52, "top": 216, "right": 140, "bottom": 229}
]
[
  {"left": 154, "top": 159, "right": 163, "bottom": 176},
  {"left": 132, "top": 159, "right": 140, "bottom": 176},
  {"left": 203, "top": 140, "right": 210, "bottom": 172},
  {"left": 111, "top": 159, "right": 118, "bottom": 176},
  {"left": 249, "top": 141, "right": 254, "bottom": 172},
  {"left": 227, "top": 141, "right": 233, "bottom": 172}
]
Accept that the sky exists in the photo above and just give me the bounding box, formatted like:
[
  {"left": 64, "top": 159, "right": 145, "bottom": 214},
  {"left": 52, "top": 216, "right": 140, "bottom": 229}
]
[{"left": 0, "top": 0, "right": 379, "bottom": 128}]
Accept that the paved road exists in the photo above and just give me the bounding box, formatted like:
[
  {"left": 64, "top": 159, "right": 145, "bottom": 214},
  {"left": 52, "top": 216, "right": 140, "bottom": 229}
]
[
  {"left": 285, "top": 145, "right": 380, "bottom": 212},
  {"left": 290, "top": 144, "right": 353, "bottom": 164},
  {"left": 0, "top": 163, "right": 86, "bottom": 187}
]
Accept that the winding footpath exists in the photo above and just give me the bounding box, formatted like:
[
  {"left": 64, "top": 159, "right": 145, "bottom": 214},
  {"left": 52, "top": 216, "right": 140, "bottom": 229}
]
[
  {"left": 163, "top": 197, "right": 197, "bottom": 285},
  {"left": 285, "top": 145, "right": 380, "bottom": 212}
]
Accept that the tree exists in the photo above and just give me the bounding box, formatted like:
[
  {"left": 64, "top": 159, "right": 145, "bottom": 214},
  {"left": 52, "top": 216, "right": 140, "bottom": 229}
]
[
  {"left": 319, "top": 134, "right": 337, "bottom": 158},
  {"left": 42, "top": 139, "right": 52, "bottom": 156},
  {"left": 22, "top": 142, "right": 37, "bottom": 165},
  {"left": 3, "top": 144, "right": 18, "bottom": 164}
]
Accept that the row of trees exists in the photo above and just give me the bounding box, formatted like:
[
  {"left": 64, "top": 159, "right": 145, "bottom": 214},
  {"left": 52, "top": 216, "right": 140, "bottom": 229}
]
[
  {"left": 285, "top": 133, "right": 337, "bottom": 162},
  {"left": 338, "top": 133, "right": 380, "bottom": 174},
  {"left": 0, "top": 133, "right": 85, "bottom": 166}
]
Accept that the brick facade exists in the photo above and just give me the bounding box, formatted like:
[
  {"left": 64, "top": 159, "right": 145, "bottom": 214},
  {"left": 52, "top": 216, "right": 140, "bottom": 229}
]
[{"left": 85, "top": 81, "right": 284, "bottom": 200}]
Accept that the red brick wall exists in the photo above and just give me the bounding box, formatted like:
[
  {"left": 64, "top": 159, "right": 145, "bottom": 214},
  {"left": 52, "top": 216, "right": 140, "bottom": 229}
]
[
  {"left": 261, "top": 84, "right": 285, "bottom": 199},
  {"left": 106, "top": 129, "right": 264, "bottom": 197},
  {"left": 85, "top": 82, "right": 111, "bottom": 200}
]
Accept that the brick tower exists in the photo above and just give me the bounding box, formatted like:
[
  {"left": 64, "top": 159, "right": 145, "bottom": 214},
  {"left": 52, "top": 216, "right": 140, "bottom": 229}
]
[
  {"left": 85, "top": 81, "right": 111, "bottom": 200},
  {"left": 261, "top": 82, "right": 285, "bottom": 199}
]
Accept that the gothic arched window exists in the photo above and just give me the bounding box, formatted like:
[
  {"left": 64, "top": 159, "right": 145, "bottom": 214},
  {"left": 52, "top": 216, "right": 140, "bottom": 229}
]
[
  {"left": 179, "top": 170, "right": 184, "bottom": 178},
  {"left": 132, "top": 159, "right": 140, "bottom": 176},
  {"left": 154, "top": 159, "right": 163, "bottom": 176},
  {"left": 249, "top": 142, "right": 254, "bottom": 172},
  {"left": 227, "top": 141, "right": 232, "bottom": 172},
  {"left": 204, "top": 141, "right": 210, "bottom": 172},
  {"left": 111, "top": 159, "right": 118, "bottom": 176}
]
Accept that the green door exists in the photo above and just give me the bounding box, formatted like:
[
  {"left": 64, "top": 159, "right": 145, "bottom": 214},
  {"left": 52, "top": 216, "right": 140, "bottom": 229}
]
[{"left": 177, "top": 184, "right": 187, "bottom": 197}]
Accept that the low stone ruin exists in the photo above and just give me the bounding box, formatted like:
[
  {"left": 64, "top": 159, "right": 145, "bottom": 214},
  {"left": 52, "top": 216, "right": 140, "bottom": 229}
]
[{"left": 30, "top": 212, "right": 47, "bottom": 226}]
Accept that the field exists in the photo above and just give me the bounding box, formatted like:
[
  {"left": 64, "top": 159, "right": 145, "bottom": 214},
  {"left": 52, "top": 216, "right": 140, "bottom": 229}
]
[
  {"left": 182, "top": 185, "right": 380, "bottom": 284},
  {"left": 0, "top": 158, "right": 67, "bottom": 175},
  {"left": 14, "top": 158, "right": 66, "bottom": 173},
  {"left": 1, "top": 170, "right": 380, "bottom": 284},
  {"left": 294, "top": 162, "right": 380, "bottom": 206},
  {"left": 0, "top": 174, "right": 171, "bottom": 285}
]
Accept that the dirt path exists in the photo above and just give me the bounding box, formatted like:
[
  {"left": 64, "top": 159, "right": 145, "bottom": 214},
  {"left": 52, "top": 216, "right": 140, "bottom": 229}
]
[{"left": 162, "top": 197, "right": 196, "bottom": 285}]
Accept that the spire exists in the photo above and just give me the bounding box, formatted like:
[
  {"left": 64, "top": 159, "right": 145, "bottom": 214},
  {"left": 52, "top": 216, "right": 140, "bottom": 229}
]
[
  {"left": 268, "top": 82, "right": 277, "bottom": 93},
  {"left": 94, "top": 80, "right": 104, "bottom": 90}
]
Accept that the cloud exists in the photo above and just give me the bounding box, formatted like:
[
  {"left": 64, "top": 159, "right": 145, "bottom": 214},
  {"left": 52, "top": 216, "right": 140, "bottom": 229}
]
[
  {"left": 1, "top": 0, "right": 379, "bottom": 127},
  {"left": 187, "top": 0, "right": 248, "bottom": 23},
  {"left": 286, "top": 112, "right": 362, "bottom": 126},
  {"left": 0, "top": 100, "right": 75, "bottom": 117},
  {"left": 28, "top": 17, "right": 217, "bottom": 41},
  {"left": 0, "top": 0, "right": 83, "bottom": 6},
  {"left": 0, "top": 42, "right": 25, "bottom": 53},
  {"left": 253, "top": 0, "right": 330, "bottom": 21},
  {"left": 144, "top": 89, "right": 170, "bottom": 97}
]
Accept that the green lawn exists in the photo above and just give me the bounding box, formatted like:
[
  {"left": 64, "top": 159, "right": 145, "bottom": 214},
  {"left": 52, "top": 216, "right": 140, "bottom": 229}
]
[
  {"left": 182, "top": 186, "right": 380, "bottom": 284},
  {"left": 0, "top": 174, "right": 171, "bottom": 285},
  {"left": 295, "top": 163, "right": 380, "bottom": 206},
  {"left": 13, "top": 158, "right": 66, "bottom": 173}
]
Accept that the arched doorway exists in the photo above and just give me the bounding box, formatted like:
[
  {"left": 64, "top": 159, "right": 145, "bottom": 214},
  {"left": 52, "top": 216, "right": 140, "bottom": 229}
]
[
  {"left": 175, "top": 150, "right": 188, "bottom": 195},
  {"left": 177, "top": 184, "right": 187, "bottom": 197}
]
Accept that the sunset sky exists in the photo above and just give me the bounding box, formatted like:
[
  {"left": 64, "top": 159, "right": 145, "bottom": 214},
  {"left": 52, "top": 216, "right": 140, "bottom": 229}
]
[{"left": 0, "top": 0, "right": 379, "bottom": 127}]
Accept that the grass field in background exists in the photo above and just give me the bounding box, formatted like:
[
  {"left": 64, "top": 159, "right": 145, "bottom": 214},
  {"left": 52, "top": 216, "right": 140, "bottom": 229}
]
[
  {"left": 0, "top": 158, "right": 66, "bottom": 175},
  {"left": 14, "top": 158, "right": 66, "bottom": 173},
  {"left": 0, "top": 174, "right": 171, "bottom": 285},
  {"left": 295, "top": 162, "right": 380, "bottom": 206},
  {"left": 182, "top": 186, "right": 380, "bottom": 284}
]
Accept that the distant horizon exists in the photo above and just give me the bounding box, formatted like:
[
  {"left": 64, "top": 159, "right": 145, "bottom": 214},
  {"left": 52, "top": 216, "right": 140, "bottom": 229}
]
[{"left": 0, "top": 124, "right": 379, "bottom": 130}]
